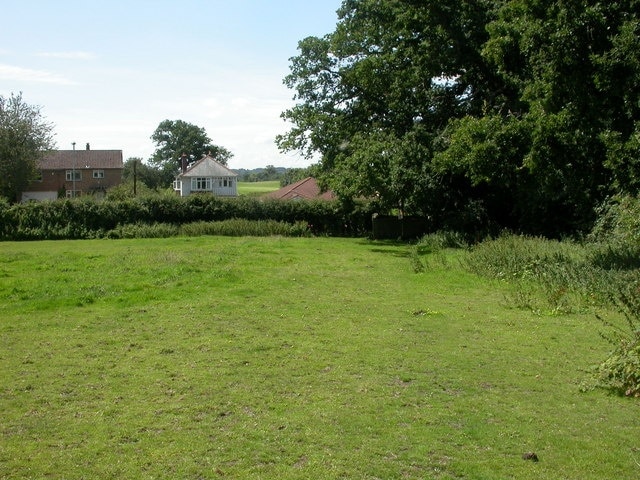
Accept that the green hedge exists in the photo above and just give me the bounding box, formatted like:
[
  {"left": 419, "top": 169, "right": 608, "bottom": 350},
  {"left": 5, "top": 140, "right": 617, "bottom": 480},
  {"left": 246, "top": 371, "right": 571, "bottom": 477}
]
[{"left": 0, "top": 195, "right": 376, "bottom": 240}]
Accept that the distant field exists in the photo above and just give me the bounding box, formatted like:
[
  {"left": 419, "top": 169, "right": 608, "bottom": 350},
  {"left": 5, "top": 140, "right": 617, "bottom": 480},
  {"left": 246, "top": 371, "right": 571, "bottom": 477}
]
[
  {"left": 0, "top": 237, "right": 637, "bottom": 479},
  {"left": 237, "top": 180, "right": 280, "bottom": 196}
]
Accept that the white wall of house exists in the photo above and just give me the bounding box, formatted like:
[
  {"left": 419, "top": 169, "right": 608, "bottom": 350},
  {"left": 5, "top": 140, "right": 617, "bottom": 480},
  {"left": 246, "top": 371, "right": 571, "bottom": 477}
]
[{"left": 174, "top": 176, "right": 237, "bottom": 197}]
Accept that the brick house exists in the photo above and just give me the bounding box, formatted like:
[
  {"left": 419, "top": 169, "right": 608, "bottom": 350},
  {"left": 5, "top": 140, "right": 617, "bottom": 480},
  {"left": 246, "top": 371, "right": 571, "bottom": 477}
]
[{"left": 21, "top": 144, "right": 124, "bottom": 201}]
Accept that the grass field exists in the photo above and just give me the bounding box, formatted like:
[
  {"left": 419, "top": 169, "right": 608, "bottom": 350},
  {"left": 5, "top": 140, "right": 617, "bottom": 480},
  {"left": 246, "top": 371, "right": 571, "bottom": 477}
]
[
  {"left": 1, "top": 237, "right": 638, "bottom": 479},
  {"left": 237, "top": 181, "right": 280, "bottom": 196}
]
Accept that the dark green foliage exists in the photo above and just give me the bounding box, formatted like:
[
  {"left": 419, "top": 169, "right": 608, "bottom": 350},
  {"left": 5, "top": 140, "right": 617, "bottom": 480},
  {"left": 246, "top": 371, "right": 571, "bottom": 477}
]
[
  {"left": 279, "top": 0, "right": 640, "bottom": 237},
  {"left": 0, "top": 196, "right": 375, "bottom": 240},
  {"left": 106, "top": 222, "right": 179, "bottom": 239}
]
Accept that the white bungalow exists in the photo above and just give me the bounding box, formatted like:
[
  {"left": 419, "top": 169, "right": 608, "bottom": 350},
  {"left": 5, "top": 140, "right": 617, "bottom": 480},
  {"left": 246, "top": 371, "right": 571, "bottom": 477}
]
[{"left": 173, "top": 154, "right": 238, "bottom": 197}]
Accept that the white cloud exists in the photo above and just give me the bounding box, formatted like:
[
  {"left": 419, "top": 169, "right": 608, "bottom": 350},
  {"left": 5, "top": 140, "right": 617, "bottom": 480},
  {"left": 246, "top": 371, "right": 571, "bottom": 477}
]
[
  {"left": 36, "top": 51, "right": 96, "bottom": 60},
  {"left": 0, "top": 63, "right": 77, "bottom": 85}
]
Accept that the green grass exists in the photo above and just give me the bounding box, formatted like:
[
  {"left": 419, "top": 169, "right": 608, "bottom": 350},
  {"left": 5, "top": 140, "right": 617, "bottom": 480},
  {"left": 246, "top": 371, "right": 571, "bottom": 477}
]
[
  {"left": 237, "top": 180, "right": 280, "bottom": 196},
  {"left": 0, "top": 237, "right": 638, "bottom": 479}
]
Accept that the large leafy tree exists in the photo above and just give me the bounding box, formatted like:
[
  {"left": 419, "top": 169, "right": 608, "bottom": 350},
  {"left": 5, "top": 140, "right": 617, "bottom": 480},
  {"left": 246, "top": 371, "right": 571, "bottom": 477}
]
[
  {"left": 121, "top": 157, "right": 168, "bottom": 190},
  {"left": 468, "top": 0, "right": 640, "bottom": 233},
  {"left": 150, "top": 119, "right": 233, "bottom": 187},
  {"left": 278, "top": 0, "right": 501, "bottom": 216},
  {"left": 0, "top": 93, "right": 56, "bottom": 202},
  {"left": 279, "top": 0, "right": 640, "bottom": 236}
]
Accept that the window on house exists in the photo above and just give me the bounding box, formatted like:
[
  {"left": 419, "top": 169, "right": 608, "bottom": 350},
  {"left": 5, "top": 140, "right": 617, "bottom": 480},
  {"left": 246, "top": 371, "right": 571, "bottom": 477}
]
[
  {"left": 92, "top": 170, "right": 105, "bottom": 179},
  {"left": 66, "top": 170, "right": 82, "bottom": 181},
  {"left": 191, "top": 177, "right": 211, "bottom": 190},
  {"left": 66, "top": 190, "right": 81, "bottom": 198},
  {"left": 173, "top": 180, "right": 182, "bottom": 190}
]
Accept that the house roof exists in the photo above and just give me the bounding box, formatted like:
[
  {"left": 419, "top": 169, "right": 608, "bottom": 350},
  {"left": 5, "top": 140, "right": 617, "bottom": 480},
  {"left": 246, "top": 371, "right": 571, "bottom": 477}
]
[
  {"left": 178, "top": 155, "right": 238, "bottom": 178},
  {"left": 263, "top": 177, "right": 336, "bottom": 200},
  {"left": 39, "top": 150, "right": 124, "bottom": 169}
]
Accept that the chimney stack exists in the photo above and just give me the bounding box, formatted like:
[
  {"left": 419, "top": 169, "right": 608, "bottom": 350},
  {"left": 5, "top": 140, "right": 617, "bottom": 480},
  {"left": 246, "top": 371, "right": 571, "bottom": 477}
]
[
  {"left": 86, "top": 143, "right": 90, "bottom": 150},
  {"left": 180, "top": 153, "right": 188, "bottom": 173}
]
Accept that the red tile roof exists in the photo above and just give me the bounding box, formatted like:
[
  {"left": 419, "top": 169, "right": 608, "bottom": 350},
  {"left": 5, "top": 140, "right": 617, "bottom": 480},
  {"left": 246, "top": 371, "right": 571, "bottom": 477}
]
[
  {"left": 39, "top": 150, "right": 124, "bottom": 170},
  {"left": 263, "top": 177, "right": 335, "bottom": 200}
]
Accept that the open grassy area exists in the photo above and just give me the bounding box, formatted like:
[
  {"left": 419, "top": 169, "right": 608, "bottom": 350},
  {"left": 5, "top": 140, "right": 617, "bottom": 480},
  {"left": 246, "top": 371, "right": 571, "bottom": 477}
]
[
  {"left": 1, "top": 237, "right": 638, "bottom": 479},
  {"left": 237, "top": 181, "right": 280, "bottom": 196}
]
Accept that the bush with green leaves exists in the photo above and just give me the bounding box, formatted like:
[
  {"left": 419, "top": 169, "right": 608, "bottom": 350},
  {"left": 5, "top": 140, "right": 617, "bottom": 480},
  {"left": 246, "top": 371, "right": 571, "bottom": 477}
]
[
  {"left": 589, "top": 195, "right": 640, "bottom": 246},
  {"left": 592, "top": 281, "right": 640, "bottom": 397},
  {"left": 0, "top": 195, "right": 375, "bottom": 240},
  {"left": 179, "top": 219, "right": 311, "bottom": 237},
  {"left": 106, "top": 222, "right": 179, "bottom": 239}
]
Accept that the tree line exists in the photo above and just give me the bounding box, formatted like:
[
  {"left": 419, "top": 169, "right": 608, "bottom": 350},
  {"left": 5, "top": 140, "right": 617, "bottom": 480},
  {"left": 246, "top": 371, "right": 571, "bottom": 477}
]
[
  {"left": 3, "top": 0, "right": 638, "bottom": 239},
  {"left": 0, "top": 94, "right": 313, "bottom": 200},
  {"left": 277, "top": 0, "right": 640, "bottom": 237}
]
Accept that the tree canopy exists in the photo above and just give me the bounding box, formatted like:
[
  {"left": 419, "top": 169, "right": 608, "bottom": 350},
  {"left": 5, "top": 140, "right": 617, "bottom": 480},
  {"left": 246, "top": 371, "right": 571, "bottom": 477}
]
[
  {"left": 278, "top": 0, "right": 640, "bottom": 236},
  {"left": 149, "top": 119, "right": 233, "bottom": 187},
  {"left": 0, "top": 93, "right": 56, "bottom": 202}
]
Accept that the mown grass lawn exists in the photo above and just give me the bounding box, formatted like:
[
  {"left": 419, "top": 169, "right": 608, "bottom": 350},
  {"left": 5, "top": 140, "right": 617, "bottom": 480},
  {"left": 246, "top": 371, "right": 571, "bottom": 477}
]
[
  {"left": 237, "top": 181, "right": 280, "bottom": 196},
  {"left": 0, "top": 237, "right": 638, "bottom": 479}
]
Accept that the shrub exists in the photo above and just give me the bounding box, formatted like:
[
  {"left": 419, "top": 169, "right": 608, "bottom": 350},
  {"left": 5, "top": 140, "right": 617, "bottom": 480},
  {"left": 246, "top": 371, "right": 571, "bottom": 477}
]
[
  {"left": 0, "top": 195, "right": 376, "bottom": 240},
  {"left": 589, "top": 195, "right": 640, "bottom": 246},
  {"left": 106, "top": 223, "right": 179, "bottom": 239},
  {"left": 417, "top": 231, "right": 469, "bottom": 253},
  {"left": 179, "top": 219, "right": 311, "bottom": 237},
  {"left": 592, "top": 280, "right": 640, "bottom": 397}
]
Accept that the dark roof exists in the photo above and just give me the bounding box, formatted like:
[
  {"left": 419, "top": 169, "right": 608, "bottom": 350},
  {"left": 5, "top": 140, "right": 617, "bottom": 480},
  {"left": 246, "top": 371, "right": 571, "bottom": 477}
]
[
  {"left": 263, "top": 177, "right": 335, "bottom": 200},
  {"left": 178, "top": 155, "right": 238, "bottom": 178},
  {"left": 39, "top": 150, "right": 124, "bottom": 169}
]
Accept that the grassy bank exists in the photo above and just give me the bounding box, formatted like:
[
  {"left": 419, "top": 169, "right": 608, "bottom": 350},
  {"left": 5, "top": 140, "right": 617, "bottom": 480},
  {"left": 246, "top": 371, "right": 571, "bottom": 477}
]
[{"left": 0, "top": 237, "right": 637, "bottom": 479}]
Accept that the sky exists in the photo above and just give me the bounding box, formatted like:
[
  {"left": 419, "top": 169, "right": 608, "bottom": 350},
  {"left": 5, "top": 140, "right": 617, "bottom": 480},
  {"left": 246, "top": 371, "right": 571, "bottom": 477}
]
[{"left": 0, "top": 0, "right": 343, "bottom": 170}]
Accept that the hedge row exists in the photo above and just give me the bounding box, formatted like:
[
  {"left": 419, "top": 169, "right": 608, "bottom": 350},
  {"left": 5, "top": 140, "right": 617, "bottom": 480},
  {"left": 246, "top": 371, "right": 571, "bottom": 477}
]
[{"left": 0, "top": 195, "right": 377, "bottom": 240}]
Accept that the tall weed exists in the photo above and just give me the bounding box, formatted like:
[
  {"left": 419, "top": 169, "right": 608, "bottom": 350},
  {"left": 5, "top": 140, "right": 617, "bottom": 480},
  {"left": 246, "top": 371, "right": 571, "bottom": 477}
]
[
  {"left": 466, "top": 233, "right": 640, "bottom": 395},
  {"left": 409, "top": 231, "right": 469, "bottom": 272},
  {"left": 591, "top": 278, "right": 640, "bottom": 397},
  {"left": 464, "top": 234, "right": 633, "bottom": 312}
]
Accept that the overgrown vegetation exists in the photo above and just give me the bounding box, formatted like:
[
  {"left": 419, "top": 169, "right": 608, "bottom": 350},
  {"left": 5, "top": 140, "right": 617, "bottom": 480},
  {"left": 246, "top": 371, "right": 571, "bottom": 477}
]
[
  {"left": 462, "top": 195, "right": 640, "bottom": 397},
  {"left": 593, "top": 285, "right": 640, "bottom": 397}
]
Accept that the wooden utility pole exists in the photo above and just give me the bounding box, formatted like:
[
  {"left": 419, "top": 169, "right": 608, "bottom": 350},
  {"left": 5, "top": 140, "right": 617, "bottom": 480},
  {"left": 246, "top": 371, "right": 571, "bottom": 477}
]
[{"left": 133, "top": 159, "right": 137, "bottom": 196}]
